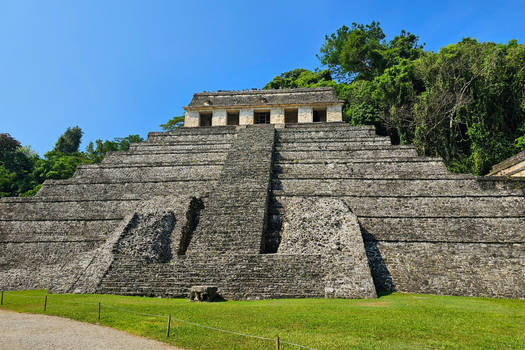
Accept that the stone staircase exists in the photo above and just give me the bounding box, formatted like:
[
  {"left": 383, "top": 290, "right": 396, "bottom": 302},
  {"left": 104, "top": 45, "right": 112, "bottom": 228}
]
[{"left": 185, "top": 125, "right": 275, "bottom": 254}]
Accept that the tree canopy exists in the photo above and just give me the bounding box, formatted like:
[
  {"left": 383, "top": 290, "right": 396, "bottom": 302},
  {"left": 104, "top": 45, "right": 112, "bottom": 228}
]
[
  {"left": 0, "top": 127, "right": 144, "bottom": 198},
  {"left": 317, "top": 22, "right": 423, "bottom": 82},
  {"left": 53, "top": 126, "right": 83, "bottom": 154},
  {"left": 266, "top": 23, "right": 524, "bottom": 175},
  {"left": 160, "top": 115, "right": 185, "bottom": 131}
]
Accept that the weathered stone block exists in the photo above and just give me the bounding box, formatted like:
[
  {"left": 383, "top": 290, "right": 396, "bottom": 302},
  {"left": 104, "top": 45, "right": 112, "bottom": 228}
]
[
  {"left": 184, "top": 110, "right": 199, "bottom": 127},
  {"left": 189, "top": 286, "right": 218, "bottom": 302}
]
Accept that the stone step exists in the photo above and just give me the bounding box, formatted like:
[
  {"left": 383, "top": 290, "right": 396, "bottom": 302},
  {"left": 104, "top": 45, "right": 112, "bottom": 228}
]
[
  {"left": 276, "top": 147, "right": 418, "bottom": 160},
  {"left": 102, "top": 151, "right": 227, "bottom": 164},
  {"left": 0, "top": 219, "right": 119, "bottom": 236},
  {"left": 279, "top": 124, "right": 374, "bottom": 131},
  {"left": 95, "top": 253, "right": 375, "bottom": 299},
  {"left": 277, "top": 130, "right": 376, "bottom": 141},
  {"left": 275, "top": 139, "right": 392, "bottom": 150},
  {"left": 36, "top": 180, "right": 216, "bottom": 200},
  {"left": 275, "top": 135, "right": 387, "bottom": 144},
  {"left": 271, "top": 177, "right": 525, "bottom": 196},
  {"left": 0, "top": 233, "right": 105, "bottom": 243},
  {"left": 274, "top": 195, "right": 525, "bottom": 217},
  {"left": 74, "top": 163, "right": 222, "bottom": 182},
  {"left": 147, "top": 126, "right": 238, "bottom": 136},
  {"left": 129, "top": 142, "right": 232, "bottom": 152},
  {"left": 274, "top": 158, "right": 449, "bottom": 178},
  {"left": 147, "top": 133, "right": 236, "bottom": 144},
  {"left": 0, "top": 240, "right": 101, "bottom": 272},
  {"left": 282, "top": 122, "right": 356, "bottom": 129},
  {"left": 0, "top": 198, "right": 138, "bottom": 220},
  {"left": 197, "top": 214, "right": 266, "bottom": 227},
  {"left": 359, "top": 217, "right": 525, "bottom": 243}
]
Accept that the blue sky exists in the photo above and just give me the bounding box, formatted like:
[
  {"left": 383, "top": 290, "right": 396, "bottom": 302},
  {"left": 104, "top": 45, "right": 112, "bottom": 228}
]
[{"left": 1, "top": 0, "right": 524, "bottom": 155}]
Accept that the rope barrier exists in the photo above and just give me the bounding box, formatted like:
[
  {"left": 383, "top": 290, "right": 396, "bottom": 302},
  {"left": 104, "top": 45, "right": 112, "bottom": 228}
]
[{"left": 0, "top": 291, "right": 319, "bottom": 349}]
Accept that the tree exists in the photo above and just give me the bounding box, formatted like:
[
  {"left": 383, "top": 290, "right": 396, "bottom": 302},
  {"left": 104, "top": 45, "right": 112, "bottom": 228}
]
[
  {"left": 0, "top": 134, "right": 39, "bottom": 197},
  {"left": 263, "top": 69, "right": 333, "bottom": 89},
  {"left": 53, "top": 126, "right": 83, "bottom": 154},
  {"left": 160, "top": 116, "right": 185, "bottom": 131},
  {"left": 318, "top": 22, "right": 423, "bottom": 82},
  {"left": 0, "top": 133, "right": 21, "bottom": 157},
  {"left": 86, "top": 134, "right": 144, "bottom": 162}
]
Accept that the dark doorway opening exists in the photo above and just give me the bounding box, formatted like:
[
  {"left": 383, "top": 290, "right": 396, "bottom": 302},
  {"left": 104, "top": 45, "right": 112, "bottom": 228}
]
[
  {"left": 313, "top": 109, "right": 327, "bottom": 123},
  {"left": 199, "top": 113, "right": 212, "bottom": 127},
  {"left": 285, "top": 109, "right": 298, "bottom": 124},
  {"left": 227, "top": 111, "right": 239, "bottom": 125},
  {"left": 254, "top": 111, "right": 270, "bottom": 124}
]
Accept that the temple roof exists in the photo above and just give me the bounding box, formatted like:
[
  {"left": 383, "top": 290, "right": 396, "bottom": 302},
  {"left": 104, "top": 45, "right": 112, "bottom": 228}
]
[{"left": 186, "top": 87, "right": 342, "bottom": 109}]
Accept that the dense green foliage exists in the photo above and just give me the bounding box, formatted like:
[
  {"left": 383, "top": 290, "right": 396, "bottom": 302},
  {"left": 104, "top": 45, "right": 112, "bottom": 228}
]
[
  {"left": 0, "top": 128, "right": 143, "bottom": 197},
  {"left": 2, "top": 290, "right": 524, "bottom": 349},
  {"left": 266, "top": 22, "right": 525, "bottom": 175},
  {"left": 86, "top": 134, "right": 144, "bottom": 163},
  {"left": 0, "top": 134, "right": 39, "bottom": 197},
  {"left": 53, "top": 126, "right": 83, "bottom": 154}
]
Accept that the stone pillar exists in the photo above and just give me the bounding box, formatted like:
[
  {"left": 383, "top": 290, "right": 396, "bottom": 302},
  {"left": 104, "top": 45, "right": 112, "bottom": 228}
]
[
  {"left": 298, "top": 106, "right": 313, "bottom": 123},
  {"left": 270, "top": 108, "right": 285, "bottom": 124},
  {"left": 327, "top": 104, "right": 343, "bottom": 122},
  {"left": 212, "top": 109, "right": 227, "bottom": 126},
  {"left": 184, "top": 110, "right": 200, "bottom": 127},
  {"left": 239, "top": 109, "right": 254, "bottom": 125}
]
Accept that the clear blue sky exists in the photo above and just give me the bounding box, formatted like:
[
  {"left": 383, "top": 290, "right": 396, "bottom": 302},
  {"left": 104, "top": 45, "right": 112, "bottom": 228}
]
[{"left": 1, "top": 0, "right": 524, "bottom": 155}]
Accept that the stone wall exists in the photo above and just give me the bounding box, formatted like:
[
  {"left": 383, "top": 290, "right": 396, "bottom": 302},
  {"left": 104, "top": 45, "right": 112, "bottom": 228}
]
[
  {"left": 365, "top": 242, "right": 524, "bottom": 298},
  {"left": 271, "top": 123, "right": 525, "bottom": 299}
]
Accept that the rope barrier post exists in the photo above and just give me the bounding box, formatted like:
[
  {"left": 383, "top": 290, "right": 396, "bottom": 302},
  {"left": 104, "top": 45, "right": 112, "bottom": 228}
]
[
  {"left": 44, "top": 295, "right": 47, "bottom": 312},
  {"left": 276, "top": 336, "right": 280, "bottom": 350},
  {"left": 166, "top": 313, "right": 171, "bottom": 337},
  {"left": 98, "top": 302, "right": 101, "bottom": 321},
  {"left": 1, "top": 291, "right": 3, "bottom": 305}
]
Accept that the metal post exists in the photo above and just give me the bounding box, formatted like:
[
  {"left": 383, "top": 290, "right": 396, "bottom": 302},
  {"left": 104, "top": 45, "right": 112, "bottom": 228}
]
[
  {"left": 44, "top": 295, "right": 47, "bottom": 312},
  {"left": 166, "top": 313, "right": 171, "bottom": 337},
  {"left": 276, "top": 336, "right": 280, "bottom": 350},
  {"left": 98, "top": 302, "right": 101, "bottom": 321},
  {"left": 1, "top": 291, "right": 3, "bottom": 305}
]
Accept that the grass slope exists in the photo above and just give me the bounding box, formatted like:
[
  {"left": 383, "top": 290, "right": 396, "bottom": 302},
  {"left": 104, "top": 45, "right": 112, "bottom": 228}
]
[{"left": 0, "top": 290, "right": 524, "bottom": 349}]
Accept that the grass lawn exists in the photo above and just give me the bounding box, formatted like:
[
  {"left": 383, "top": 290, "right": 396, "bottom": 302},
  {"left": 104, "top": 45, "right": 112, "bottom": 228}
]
[{"left": 0, "top": 290, "right": 524, "bottom": 349}]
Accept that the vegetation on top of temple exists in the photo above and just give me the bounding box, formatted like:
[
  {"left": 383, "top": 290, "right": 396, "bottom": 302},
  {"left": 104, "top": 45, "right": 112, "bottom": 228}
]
[
  {"left": 265, "top": 22, "right": 525, "bottom": 175},
  {"left": 0, "top": 128, "right": 144, "bottom": 197}
]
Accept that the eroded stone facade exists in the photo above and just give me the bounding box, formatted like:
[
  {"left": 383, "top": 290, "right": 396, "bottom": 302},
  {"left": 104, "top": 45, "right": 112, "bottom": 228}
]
[
  {"left": 0, "top": 93, "right": 524, "bottom": 300},
  {"left": 184, "top": 87, "right": 344, "bottom": 127}
]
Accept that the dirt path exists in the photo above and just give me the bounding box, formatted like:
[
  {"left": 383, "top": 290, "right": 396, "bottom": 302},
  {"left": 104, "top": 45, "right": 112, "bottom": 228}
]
[{"left": 0, "top": 310, "right": 186, "bottom": 350}]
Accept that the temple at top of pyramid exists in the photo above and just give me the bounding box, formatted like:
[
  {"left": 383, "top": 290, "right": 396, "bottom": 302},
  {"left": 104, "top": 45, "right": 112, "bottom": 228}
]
[
  {"left": 183, "top": 87, "right": 345, "bottom": 127},
  {"left": 0, "top": 87, "right": 524, "bottom": 300}
]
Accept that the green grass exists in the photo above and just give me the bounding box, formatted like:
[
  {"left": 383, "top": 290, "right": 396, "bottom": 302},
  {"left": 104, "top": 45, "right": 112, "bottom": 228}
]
[{"left": 1, "top": 290, "right": 524, "bottom": 349}]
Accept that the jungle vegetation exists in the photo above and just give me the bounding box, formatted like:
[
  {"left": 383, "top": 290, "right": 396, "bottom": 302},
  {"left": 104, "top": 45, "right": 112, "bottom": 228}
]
[
  {"left": 265, "top": 22, "right": 525, "bottom": 175},
  {"left": 0, "top": 128, "right": 143, "bottom": 197}
]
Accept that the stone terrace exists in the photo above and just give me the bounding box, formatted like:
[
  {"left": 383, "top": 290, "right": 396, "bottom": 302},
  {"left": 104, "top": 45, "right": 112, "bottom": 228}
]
[{"left": 0, "top": 121, "right": 524, "bottom": 299}]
